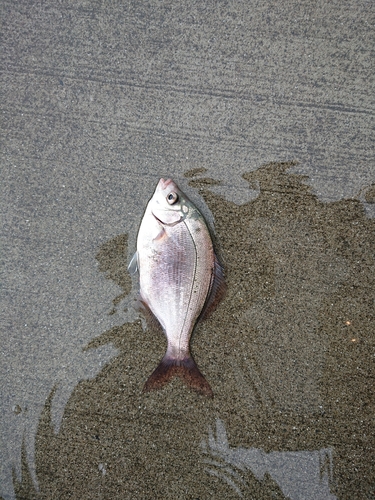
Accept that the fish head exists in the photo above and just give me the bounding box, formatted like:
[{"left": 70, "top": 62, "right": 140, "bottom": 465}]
[{"left": 149, "top": 178, "right": 191, "bottom": 225}]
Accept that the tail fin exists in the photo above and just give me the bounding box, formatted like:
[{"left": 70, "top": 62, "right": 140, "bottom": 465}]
[{"left": 143, "top": 355, "right": 213, "bottom": 397}]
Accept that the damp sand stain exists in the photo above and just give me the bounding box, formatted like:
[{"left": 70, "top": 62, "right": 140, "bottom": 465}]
[{"left": 21, "top": 163, "right": 375, "bottom": 499}]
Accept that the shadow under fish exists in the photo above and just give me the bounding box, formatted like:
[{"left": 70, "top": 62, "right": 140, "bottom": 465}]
[{"left": 128, "top": 178, "right": 225, "bottom": 397}]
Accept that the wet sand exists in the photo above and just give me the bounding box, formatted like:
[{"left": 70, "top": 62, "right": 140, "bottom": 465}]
[
  {"left": 6, "top": 165, "right": 375, "bottom": 499},
  {"left": 2, "top": 1, "right": 374, "bottom": 499}
]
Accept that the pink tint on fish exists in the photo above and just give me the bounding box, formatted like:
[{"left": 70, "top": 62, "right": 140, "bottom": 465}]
[
  {"left": 134, "top": 178, "right": 225, "bottom": 397},
  {"left": 158, "top": 178, "right": 173, "bottom": 190}
]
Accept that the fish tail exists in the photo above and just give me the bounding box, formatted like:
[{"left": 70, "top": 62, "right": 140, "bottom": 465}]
[{"left": 143, "top": 355, "right": 213, "bottom": 397}]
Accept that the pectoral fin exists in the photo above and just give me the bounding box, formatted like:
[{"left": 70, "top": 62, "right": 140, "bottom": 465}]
[{"left": 127, "top": 252, "right": 139, "bottom": 274}]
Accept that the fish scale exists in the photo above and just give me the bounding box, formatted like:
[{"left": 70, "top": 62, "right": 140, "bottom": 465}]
[{"left": 130, "top": 178, "right": 225, "bottom": 396}]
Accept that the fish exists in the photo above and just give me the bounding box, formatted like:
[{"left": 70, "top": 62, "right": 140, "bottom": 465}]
[{"left": 128, "top": 178, "right": 225, "bottom": 397}]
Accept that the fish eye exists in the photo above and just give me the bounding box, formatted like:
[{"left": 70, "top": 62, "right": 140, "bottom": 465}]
[{"left": 166, "top": 192, "right": 178, "bottom": 205}]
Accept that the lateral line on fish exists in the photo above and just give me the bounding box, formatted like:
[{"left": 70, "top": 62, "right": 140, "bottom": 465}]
[
  {"left": 177, "top": 218, "right": 199, "bottom": 356},
  {"left": 136, "top": 178, "right": 222, "bottom": 396}
]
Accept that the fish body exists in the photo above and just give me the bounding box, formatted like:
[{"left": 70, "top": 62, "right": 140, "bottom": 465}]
[{"left": 131, "top": 178, "right": 224, "bottom": 396}]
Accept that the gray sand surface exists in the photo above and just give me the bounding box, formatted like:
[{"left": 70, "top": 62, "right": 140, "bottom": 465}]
[{"left": 1, "top": 1, "right": 374, "bottom": 499}]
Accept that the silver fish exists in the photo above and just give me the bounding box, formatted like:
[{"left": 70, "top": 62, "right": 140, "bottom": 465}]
[{"left": 129, "top": 178, "right": 225, "bottom": 396}]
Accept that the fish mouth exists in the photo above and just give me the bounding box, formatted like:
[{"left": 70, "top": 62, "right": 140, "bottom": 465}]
[{"left": 158, "top": 178, "right": 174, "bottom": 190}]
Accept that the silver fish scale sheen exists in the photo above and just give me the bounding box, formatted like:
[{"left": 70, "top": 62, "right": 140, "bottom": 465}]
[
  {"left": 144, "top": 212, "right": 212, "bottom": 355},
  {"left": 133, "top": 178, "right": 224, "bottom": 396}
]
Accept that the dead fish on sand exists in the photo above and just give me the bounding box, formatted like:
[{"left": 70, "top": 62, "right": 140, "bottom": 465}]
[{"left": 128, "top": 178, "right": 225, "bottom": 396}]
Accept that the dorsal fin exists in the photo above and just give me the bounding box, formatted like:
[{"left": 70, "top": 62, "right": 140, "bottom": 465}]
[{"left": 199, "top": 254, "right": 226, "bottom": 322}]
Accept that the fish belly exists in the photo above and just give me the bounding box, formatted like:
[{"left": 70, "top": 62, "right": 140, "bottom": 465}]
[{"left": 139, "top": 217, "right": 213, "bottom": 359}]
